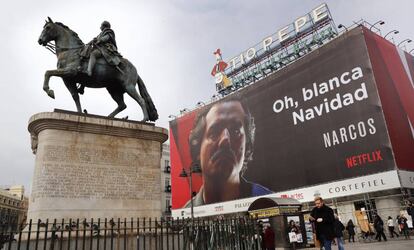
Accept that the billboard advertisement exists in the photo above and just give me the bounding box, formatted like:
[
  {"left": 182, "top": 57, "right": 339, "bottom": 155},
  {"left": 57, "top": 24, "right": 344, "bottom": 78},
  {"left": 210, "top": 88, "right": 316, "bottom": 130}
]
[
  {"left": 170, "top": 27, "right": 397, "bottom": 210},
  {"left": 363, "top": 27, "right": 414, "bottom": 171}
]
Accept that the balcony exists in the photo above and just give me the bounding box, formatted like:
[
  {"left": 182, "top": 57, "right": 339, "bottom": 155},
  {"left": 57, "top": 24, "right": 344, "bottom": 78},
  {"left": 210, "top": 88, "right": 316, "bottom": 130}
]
[
  {"left": 163, "top": 166, "right": 171, "bottom": 173},
  {"left": 164, "top": 206, "right": 172, "bottom": 215}
]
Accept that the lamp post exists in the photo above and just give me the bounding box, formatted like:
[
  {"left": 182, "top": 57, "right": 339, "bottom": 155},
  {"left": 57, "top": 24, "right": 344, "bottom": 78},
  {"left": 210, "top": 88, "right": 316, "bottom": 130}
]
[
  {"left": 337, "top": 24, "right": 348, "bottom": 32},
  {"left": 369, "top": 20, "right": 385, "bottom": 31},
  {"left": 196, "top": 101, "right": 206, "bottom": 107},
  {"left": 179, "top": 164, "right": 202, "bottom": 220},
  {"left": 398, "top": 39, "right": 412, "bottom": 48},
  {"left": 180, "top": 108, "right": 190, "bottom": 115},
  {"left": 384, "top": 30, "right": 399, "bottom": 39}
]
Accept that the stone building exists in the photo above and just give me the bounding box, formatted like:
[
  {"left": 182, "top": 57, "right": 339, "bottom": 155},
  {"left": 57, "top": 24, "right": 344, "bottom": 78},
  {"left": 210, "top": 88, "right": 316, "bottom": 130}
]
[
  {"left": 161, "top": 144, "right": 171, "bottom": 217},
  {"left": 0, "top": 185, "right": 28, "bottom": 231}
]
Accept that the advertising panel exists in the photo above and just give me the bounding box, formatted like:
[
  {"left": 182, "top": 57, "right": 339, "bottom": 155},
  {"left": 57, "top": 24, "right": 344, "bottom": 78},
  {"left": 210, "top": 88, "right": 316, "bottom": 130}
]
[
  {"left": 170, "top": 27, "right": 396, "bottom": 210},
  {"left": 363, "top": 27, "right": 414, "bottom": 170}
]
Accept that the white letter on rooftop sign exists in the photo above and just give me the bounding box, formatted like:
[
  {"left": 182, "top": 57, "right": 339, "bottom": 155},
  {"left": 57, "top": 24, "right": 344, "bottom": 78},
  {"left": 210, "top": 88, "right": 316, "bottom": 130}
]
[
  {"left": 263, "top": 37, "right": 273, "bottom": 51},
  {"left": 312, "top": 3, "right": 328, "bottom": 23},
  {"left": 245, "top": 47, "right": 256, "bottom": 61},
  {"left": 295, "top": 16, "right": 308, "bottom": 33},
  {"left": 230, "top": 57, "right": 238, "bottom": 70},
  {"left": 278, "top": 26, "right": 290, "bottom": 43}
]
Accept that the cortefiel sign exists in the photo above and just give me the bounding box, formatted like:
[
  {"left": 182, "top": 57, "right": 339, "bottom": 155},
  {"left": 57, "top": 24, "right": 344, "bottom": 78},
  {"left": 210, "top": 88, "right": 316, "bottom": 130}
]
[
  {"left": 172, "top": 170, "right": 402, "bottom": 218},
  {"left": 171, "top": 27, "right": 401, "bottom": 211}
]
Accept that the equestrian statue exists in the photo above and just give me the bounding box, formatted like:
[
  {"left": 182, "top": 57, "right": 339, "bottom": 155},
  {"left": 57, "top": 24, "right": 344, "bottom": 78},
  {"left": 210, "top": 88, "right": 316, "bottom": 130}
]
[{"left": 38, "top": 17, "right": 158, "bottom": 122}]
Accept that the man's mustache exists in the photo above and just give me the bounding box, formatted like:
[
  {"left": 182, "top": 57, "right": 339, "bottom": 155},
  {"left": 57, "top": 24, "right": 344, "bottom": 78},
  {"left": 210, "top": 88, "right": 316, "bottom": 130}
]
[{"left": 211, "top": 147, "right": 236, "bottom": 163}]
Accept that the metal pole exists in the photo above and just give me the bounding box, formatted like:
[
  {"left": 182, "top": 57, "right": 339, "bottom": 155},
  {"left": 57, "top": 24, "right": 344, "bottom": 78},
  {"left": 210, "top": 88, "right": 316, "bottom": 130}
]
[
  {"left": 189, "top": 171, "right": 194, "bottom": 250},
  {"left": 189, "top": 171, "right": 194, "bottom": 221}
]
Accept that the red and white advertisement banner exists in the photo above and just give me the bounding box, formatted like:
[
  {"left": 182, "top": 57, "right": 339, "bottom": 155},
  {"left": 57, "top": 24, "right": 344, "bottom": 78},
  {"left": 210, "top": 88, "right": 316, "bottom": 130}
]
[
  {"left": 364, "top": 27, "right": 414, "bottom": 170},
  {"left": 172, "top": 170, "right": 401, "bottom": 218},
  {"left": 170, "top": 26, "right": 396, "bottom": 210}
]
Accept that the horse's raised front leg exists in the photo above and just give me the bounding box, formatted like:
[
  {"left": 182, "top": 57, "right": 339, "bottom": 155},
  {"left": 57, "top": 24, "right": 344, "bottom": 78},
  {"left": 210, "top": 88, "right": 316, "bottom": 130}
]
[{"left": 43, "top": 69, "right": 76, "bottom": 99}]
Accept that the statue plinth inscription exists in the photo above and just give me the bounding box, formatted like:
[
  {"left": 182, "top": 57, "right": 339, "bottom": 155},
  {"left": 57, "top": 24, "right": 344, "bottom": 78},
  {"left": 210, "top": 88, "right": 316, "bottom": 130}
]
[{"left": 27, "top": 111, "right": 168, "bottom": 221}]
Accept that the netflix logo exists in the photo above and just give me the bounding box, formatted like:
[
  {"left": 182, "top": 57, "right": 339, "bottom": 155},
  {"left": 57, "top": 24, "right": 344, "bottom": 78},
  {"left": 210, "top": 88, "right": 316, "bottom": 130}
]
[{"left": 346, "top": 150, "right": 383, "bottom": 168}]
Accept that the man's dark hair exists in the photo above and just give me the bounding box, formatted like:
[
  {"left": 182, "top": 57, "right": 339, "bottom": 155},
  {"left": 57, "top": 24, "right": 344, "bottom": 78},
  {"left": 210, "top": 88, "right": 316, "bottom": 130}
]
[{"left": 188, "top": 97, "right": 255, "bottom": 174}]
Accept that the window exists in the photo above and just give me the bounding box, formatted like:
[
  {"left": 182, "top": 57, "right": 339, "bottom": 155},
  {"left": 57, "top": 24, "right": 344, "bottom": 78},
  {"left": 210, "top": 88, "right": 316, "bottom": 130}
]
[
  {"left": 354, "top": 199, "right": 377, "bottom": 222},
  {"left": 165, "top": 199, "right": 171, "bottom": 210}
]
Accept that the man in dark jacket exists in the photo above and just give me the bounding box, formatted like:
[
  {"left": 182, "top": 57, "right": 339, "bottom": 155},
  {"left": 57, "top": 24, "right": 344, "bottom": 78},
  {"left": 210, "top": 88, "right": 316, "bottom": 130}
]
[
  {"left": 263, "top": 225, "right": 275, "bottom": 250},
  {"left": 334, "top": 215, "right": 345, "bottom": 250},
  {"left": 310, "top": 197, "right": 335, "bottom": 250},
  {"left": 407, "top": 200, "right": 414, "bottom": 226},
  {"left": 373, "top": 214, "right": 387, "bottom": 242}
]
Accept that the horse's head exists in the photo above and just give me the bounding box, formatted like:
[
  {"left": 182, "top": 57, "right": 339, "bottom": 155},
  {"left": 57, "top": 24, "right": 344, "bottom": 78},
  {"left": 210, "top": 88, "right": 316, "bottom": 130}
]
[{"left": 38, "top": 17, "right": 58, "bottom": 46}]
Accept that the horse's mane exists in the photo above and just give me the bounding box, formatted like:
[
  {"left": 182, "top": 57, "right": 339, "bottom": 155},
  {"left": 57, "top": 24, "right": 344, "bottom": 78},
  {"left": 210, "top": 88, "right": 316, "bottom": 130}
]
[{"left": 55, "top": 22, "right": 84, "bottom": 45}]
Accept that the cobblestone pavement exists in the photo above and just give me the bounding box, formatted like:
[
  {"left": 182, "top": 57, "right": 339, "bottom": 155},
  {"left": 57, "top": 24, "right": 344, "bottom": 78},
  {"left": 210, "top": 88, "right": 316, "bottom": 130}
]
[{"left": 310, "top": 238, "right": 413, "bottom": 250}]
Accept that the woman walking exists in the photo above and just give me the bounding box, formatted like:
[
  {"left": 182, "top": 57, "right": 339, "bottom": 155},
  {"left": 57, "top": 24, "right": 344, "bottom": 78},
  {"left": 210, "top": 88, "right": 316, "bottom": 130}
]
[
  {"left": 398, "top": 214, "right": 410, "bottom": 239},
  {"left": 345, "top": 219, "right": 356, "bottom": 243},
  {"left": 387, "top": 216, "right": 399, "bottom": 238}
]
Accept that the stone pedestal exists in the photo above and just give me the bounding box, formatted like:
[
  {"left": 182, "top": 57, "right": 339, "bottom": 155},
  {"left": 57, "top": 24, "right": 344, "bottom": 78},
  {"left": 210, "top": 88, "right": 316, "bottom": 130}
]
[{"left": 27, "top": 111, "right": 168, "bottom": 221}]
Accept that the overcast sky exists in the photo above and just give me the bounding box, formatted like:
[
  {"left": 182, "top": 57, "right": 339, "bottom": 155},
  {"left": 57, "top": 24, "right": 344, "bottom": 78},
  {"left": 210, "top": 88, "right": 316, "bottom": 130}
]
[{"left": 1, "top": 0, "right": 413, "bottom": 193}]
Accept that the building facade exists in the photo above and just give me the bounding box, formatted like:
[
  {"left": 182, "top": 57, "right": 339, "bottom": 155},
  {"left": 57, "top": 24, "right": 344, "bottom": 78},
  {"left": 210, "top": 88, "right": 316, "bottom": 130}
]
[
  {"left": 161, "top": 144, "right": 172, "bottom": 217},
  {"left": 0, "top": 185, "right": 28, "bottom": 231},
  {"left": 169, "top": 25, "right": 414, "bottom": 232}
]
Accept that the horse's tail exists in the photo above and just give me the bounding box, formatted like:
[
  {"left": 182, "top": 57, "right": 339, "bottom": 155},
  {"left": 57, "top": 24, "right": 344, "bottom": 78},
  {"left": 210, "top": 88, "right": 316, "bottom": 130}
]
[{"left": 137, "top": 75, "right": 159, "bottom": 122}]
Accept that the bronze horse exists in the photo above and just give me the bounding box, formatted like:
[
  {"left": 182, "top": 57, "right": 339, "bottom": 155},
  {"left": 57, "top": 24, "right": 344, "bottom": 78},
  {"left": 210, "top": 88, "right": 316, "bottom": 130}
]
[{"left": 38, "top": 17, "right": 158, "bottom": 121}]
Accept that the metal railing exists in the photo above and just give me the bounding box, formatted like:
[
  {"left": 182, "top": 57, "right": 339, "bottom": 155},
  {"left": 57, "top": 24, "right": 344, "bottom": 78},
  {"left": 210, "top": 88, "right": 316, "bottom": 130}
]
[{"left": 0, "top": 216, "right": 261, "bottom": 250}]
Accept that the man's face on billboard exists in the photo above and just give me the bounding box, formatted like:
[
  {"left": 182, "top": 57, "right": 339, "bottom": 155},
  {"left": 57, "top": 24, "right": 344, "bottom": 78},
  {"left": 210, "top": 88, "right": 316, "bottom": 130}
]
[{"left": 199, "top": 101, "right": 247, "bottom": 181}]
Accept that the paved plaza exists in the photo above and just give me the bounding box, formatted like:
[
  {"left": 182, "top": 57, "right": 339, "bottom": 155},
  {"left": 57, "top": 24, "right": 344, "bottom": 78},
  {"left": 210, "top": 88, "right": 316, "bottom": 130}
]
[{"left": 310, "top": 238, "right": 413, "bottom": 250}]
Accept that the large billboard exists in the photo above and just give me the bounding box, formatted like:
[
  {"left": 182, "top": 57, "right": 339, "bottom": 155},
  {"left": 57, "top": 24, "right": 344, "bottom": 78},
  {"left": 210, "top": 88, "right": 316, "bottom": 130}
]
[
  {"left": 363, "top": 27, "right": 414, "bottom": 171},
  {"left": 170, "top": 27, "right": 397, "bottom": 210}
]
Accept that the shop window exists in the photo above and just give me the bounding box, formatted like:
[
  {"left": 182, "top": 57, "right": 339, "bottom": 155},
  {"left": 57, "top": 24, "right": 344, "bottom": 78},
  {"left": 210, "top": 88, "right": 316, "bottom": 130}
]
[{"left": 354, "top": 199, "right": 377, "bottom": 222}]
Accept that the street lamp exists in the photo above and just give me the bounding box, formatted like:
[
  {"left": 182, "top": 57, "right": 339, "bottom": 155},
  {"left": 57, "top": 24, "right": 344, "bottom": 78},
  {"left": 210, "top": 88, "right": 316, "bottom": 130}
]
[
  {"left": 196, "top": 101, "right": 205, "bottom": 107},
  {"left": 384, "top": 30, "right": 399, "bottom": 39},
  {"left": 337, "top": 24, "right": 348, "bottom": 32},
  {"left": 168, "top": 114, "right": 177, "bottom": 119},
  {"left": 398, "top": 39, "right": 412, "bottom": 47},
  {"left": 179, "top": 164, "right": 202, "bottom": 220},
  {"left": 369, "top": 20, "right": 385, "bottom": 31},
  {"left": 180, "top": 108, "right": 190, "bottom": 114}
]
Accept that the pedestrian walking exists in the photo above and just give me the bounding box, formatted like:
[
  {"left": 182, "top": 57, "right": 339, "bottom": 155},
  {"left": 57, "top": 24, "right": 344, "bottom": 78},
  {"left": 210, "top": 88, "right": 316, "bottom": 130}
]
[
  {"left": 263, "top": 225, "right": 275, "bottom": 250},
  {"left": 345, "top": 219, "right": 356, "bottom": 243},
  {"left": 309, "top": 197, "right": 335, "bottom": 250},
  {"left": 333, "top": 215, "right": 345, "bottom": 250},
  {"left": 398, "top": 214, "right": 410, "bottom": 239},
  {"left": 373, "top": 214, "right": 387, "bottom": 242},
  {"left": 386, "top": 216, "right": 399, "bottom": 238},
  {"left": 407, "top": 200, "right": 414, "bottom": 226}
]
